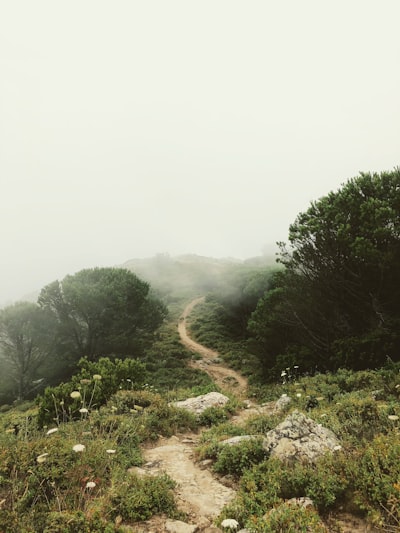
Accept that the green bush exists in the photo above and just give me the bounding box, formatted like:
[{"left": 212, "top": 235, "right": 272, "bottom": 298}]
[
  {"left": 43, "top": 511, "right": 121, "bottom": 533},
  {"left": 332, "top": 394, "right": 388, "bottom": 442},
  {"left": 109, "top": 473, "right": 181, "bottom": 522},
  {"left": 349, "top": 431, "right": 400, "bottom": 527},
  {"left": 37, "top": 357, "right": 147, "bottom": 426},
  {"left": 246, "top": 502, "right": 327, "bottom": 532},
  {"left": 198, "top": 406, "right": 229, "bottom": 426},
  {"left": 213, "top": 438, "right": 266, "bottom": 477},
  {"left": 141, "top": 403, "right": 198, "bottom": 440}
]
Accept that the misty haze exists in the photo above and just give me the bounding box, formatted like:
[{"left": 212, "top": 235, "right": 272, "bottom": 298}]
[
  {"left": 1, "top": 1, "right": 399, "bottom": 305},
  {"left": 1, "top": 3, "right": 400, "bottom": 530}
]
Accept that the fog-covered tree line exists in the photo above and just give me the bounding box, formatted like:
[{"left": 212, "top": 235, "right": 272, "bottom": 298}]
[
  {"left": 0, "top": 268, "right": 166, "bottom": 401},
  {"left": 199, "top": 169, "right": 400, "bottom": 377},
  {"left": 2, "top": 169, "right": 400, "bottom": 401}
]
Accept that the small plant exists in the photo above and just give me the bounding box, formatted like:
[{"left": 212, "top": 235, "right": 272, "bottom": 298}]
[
  {"left": 213, "top": 438, "right": 267, "bottom": 478},
  {"left": 108, "top": 472, "right": 182, "bottom": 522},
  {"left": 247, "top": 502, "right": 327, "bottom": 532}
]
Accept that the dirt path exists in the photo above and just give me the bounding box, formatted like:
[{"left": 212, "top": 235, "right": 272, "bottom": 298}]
[
  {"left": 178, "top": 297, "right": 248, "bottom": 397},
  {"left": 141, "top": 435, "right": 235, "bottom": 532},
  {"left": 135, "top": 298, "right": 375, "bottom": 533}
]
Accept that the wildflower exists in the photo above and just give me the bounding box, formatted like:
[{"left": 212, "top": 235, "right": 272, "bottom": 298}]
[
  {"left": 294, "top": 365, "right": 299, "bottom": 369},
  {"left": 111, "top": 406, "right": 117, "bottom": 411},
  {"left": 73, "top": 444, "right": 86, "bottom": 453},
  {"left": 85, "top": 481, "right": 96, "bottom": 489},
  {"left": 221, "top": 518, "right": 239, "bottom": 530},
  {"left": 93, "top": 374, "right": 102, "bottom": 381},
  {"left": 106, "top": 449, "right": 116, "bottom": 454},
  {"left": 79, "top": 408, "right": 89, "bottom": 414},
  {"left": 80, "top": 378, "right": 92, "bottom": 385},
  {"left": 281, "top": 371, "right": 287, "bottom": 377},
  {"left": 36, "top": 453, "right": 49, "bottom": 464},
  {"left": 60, "top": 400, "right": 64, "bottom": 406},
  {"left": 126, "top": 378, "right": 131, "bottom": 382},
  {"left": 70, "top": 391, "right": 81, "bottom": 399},
  {"left": 333, "top": 445, "right": 342, "bottom": 451},
  {"left": 296, "top": 393, "right": 302, "bottom": 398},
  {"left": 46, "top": 428, "right": 59, "bottom": 435},
  {"left": 388, "top": 415, "right": 399, "bottom": 421}
]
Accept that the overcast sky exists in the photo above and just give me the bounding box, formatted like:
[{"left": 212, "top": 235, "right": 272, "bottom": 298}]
[{"left": 1, "top": 1, "right": 399, "bottom": 304}]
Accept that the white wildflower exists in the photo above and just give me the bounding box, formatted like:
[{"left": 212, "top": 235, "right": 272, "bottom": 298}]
[
  {"left": 79, "top": 408, "right": 89, "bottom": 414},
  {"left": 388, "top": 415, "right": 399, "bottom": 421},
  {"left": 93, "top": 374, "right": 102, "bottom": 381},
  {"left": 70, "top": 391, "right": 81, "bottom": 399},
  {"left": 281, "top": 371, "right": 287, "bottom": 377},
  {"left": 36, "top": 453, "right": 49, "bottom": 464},
  {"left": 72, "top": 444, "right": 86, "bottom": 453},
  {"left": 296, "top": 393, "right": 302, "bottom": 398},
  {"left": 106, "top": 449, "right": 116, "bottom": 454},
  {"left": 221, "top": 518, "right": 239, "bottom": 529},
  {"left": 85, "top": 481, "right": 96, "bottom": 489},
  {"left": 333, "top": 445, "right": 342, "bottom": 451},
  {"left": 46, "top": 428, "right": 59, "bottom": 435}
]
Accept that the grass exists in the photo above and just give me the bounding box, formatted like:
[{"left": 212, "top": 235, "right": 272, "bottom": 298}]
[{"left": 1, "top": 301, "right": 400, "bottom": 531}]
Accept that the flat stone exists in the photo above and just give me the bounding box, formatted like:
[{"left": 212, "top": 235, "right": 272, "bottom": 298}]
[
  {"left": 165, "top": 519, "right": 197, "bottom": 533},
  {"left": 171, "top": 392, "right": 229, "bottom": 415},
  {"left": 220, "top": 435, "right": 258, "bottom": 446}
]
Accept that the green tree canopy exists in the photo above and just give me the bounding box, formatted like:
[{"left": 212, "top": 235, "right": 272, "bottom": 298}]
[
  {"left": 38, "top": 267, "right": 167, "bottom": 365},
  {"left": 250, "top": 169, "right": 400, "bottom": 374},
  {"left": 0, "top": 301, "right": 55, "bottom": 399}
]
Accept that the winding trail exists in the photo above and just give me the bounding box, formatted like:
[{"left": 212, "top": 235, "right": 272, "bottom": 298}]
[
  {"left": 136, "top": 298, "right": 375, "bottom": 533},
  {"left": 178, "top": 297, "right": 248, "bottom": 397}
]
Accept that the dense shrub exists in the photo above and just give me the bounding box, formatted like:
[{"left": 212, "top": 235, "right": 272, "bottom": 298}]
[
  {"left": 213, "top": 438, "right": 267, "bottom": 477},
  {"left": 109, "top": 473, "right": 181, "bottom": 522},
  {"left": 37, "top": 357, "right": 146, "bottom": 426}
]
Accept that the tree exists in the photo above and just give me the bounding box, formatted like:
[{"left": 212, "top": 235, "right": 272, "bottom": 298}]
[
  {"left": 0, "top": 302, "right": 55, "bottom": 399},
  {"left": 38, "top": 267, "right": 167, "bottom": 365},
  {"left": 250, "top": 169, "right": 400, "bottom": 374}
]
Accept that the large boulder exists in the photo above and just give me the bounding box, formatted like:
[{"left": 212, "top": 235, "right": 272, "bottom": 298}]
[
  {"left": 171, "top": 392, "right": 229, "bottom": 415},
  {"left": 263, "top": 410, "right": 340, "bottom": 463}
]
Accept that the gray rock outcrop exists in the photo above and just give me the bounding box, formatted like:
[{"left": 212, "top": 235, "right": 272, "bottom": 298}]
[
  {"left": 171, "top": 392, "right": 229, "bottom": 415},
  {"left": 263, "top": 409, "right": 340, "bottom": 463}
]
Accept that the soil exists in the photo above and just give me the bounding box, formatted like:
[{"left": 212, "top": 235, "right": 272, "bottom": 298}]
[{"left": 130, "top": 298, "right": 378, "bottom": 533}]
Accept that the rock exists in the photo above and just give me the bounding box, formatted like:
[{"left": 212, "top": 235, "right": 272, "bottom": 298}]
[
  {"left": 165, "top": 519, "right": 197, "bottom": 533},
  {"left": 263, "top": 410, "right": 340, "bottom": 463},
  {"left": 199, "top": 459, "right": 214, "bottom": 469},
  {"left": 286, "top": 496, "right": 314, "bottom": 508},
  {"left": 220, "top": 435, "right": 258, "bottom": 446},
  {"left": 275, "top": 394, "right": 291, "bottom": 411},
  {"left": 171, "top": 392, "right": 229, "bottom": 415}
]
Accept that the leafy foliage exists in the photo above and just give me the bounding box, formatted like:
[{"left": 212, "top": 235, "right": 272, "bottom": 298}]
[
  {"left": 38, "top": 267, "right": 167, "bottom": 366},
  {"left": 37, "top": 356, "right": 147, "bottom": 426},
  {"left": 0, "top": 302, "right": 56, "bottom": 400},
  {"left": 250, "top": 169, "right": 400, "bottom": 374}
]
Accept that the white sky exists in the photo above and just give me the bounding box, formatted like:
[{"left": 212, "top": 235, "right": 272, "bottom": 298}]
[{"left": 1, "top": 0, "right": 399, "bottom": 304}]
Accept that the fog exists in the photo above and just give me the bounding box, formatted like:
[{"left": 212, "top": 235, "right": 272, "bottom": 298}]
[{"left": 1, "top": 1, "right": 399, "bottom": 304}]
